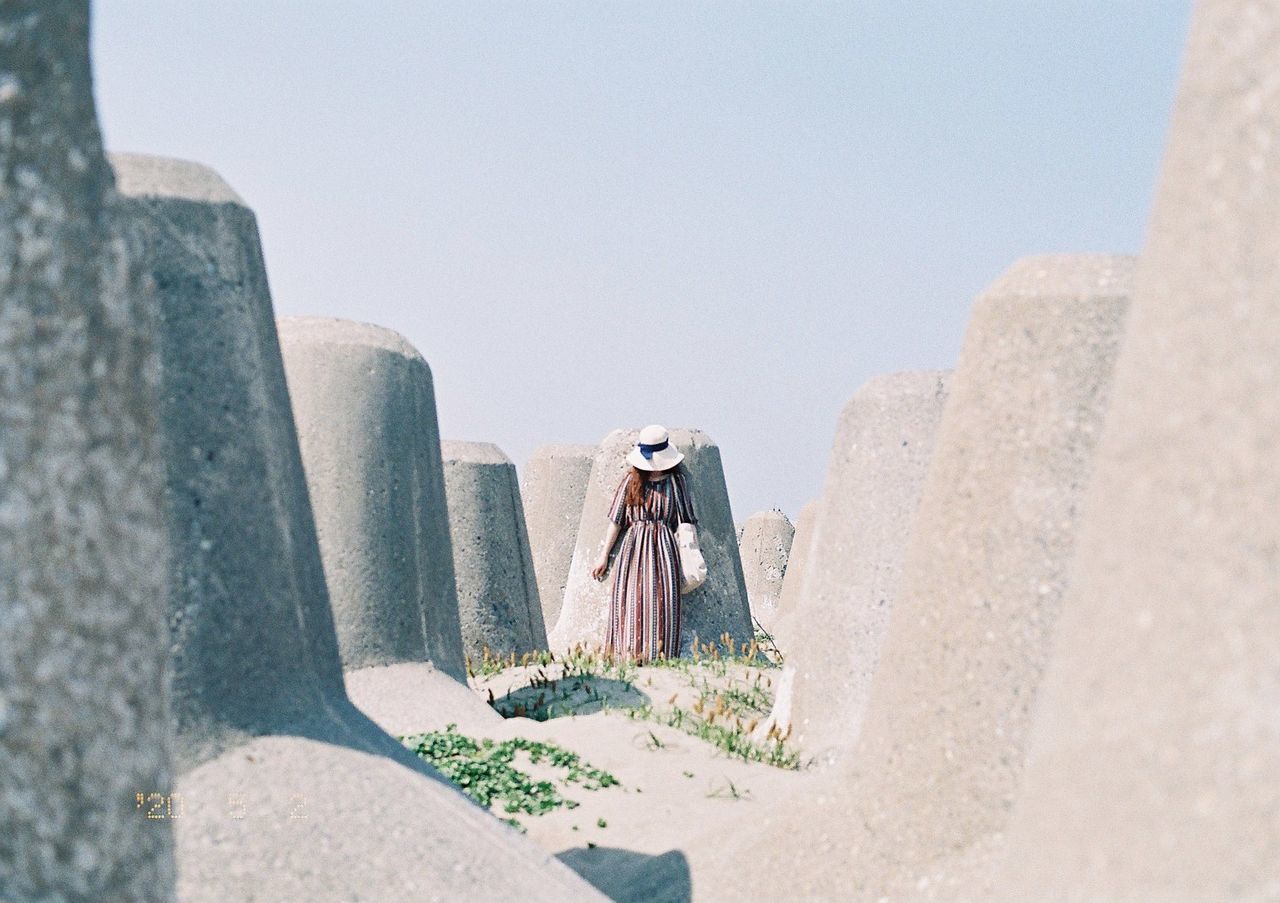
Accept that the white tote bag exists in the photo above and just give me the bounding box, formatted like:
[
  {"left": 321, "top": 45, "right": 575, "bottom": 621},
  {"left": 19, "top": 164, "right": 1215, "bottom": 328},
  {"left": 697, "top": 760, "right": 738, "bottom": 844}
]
[{"left": 676, "top": 522, "right": 708, "bottom": 593}]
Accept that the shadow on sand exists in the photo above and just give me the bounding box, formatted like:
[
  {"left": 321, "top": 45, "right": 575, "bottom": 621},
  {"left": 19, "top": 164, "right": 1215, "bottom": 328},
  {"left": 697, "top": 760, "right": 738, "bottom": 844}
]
[
  {"left": 490, "top": 676, "right": 649, "bottom": 721},
  {"left": 558, "top": 845, "right": 692, "bottom": 903}
]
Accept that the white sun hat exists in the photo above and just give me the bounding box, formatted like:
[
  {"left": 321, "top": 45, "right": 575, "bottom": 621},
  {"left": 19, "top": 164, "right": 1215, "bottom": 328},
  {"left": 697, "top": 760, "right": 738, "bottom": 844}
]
[{"left": 626, "top": 424, "right": 684, "bottom": 472}]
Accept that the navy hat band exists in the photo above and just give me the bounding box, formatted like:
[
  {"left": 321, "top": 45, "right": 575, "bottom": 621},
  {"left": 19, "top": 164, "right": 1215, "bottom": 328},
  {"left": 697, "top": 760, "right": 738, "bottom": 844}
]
[{"left": 638, "top": 439, "right": 669, "bottom": 460}]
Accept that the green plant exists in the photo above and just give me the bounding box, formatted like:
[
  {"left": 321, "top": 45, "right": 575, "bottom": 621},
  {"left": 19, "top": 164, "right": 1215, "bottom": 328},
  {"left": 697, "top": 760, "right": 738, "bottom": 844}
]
[
  {"left": 688, "top": 674, "right": 774, "bottom": 722},
  {"left": 559, "top": 645, "right": 640, "bottom": 684},
  {"left": 625, "top": 703, "right": 802, "bottom": 770},
  {"left": 491, "top": 672, "right": 639, "bottom": 722},
  {"left": 707, "top": 778, "right": 750, "bottom": 800},
  {"left": 467, "top": 639, "right": 803, "bottom": 770},
  {"left": 645, "top": 632, "right": 780, "bottom": 677},
  {"left": 469, "top": 639, "right": 772, "bottom": 685},
  {"left": 465, "top": 646, "right": 553, "bottom": 679},
  {"left": 752, "top": 618, "right": 785, "bottom": 665},
  {"left": 399, "top": 724, "right": 621, "bottom": 829}
]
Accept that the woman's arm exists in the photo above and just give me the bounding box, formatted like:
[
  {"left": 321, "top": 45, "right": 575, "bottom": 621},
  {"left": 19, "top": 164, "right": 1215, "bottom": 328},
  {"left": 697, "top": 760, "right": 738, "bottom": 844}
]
[
  {"left": 593, "top": 473, "right": 631, "bottom": 580},
  {"left": 591, "top": 521, "right": 622, "bottom": 581}
]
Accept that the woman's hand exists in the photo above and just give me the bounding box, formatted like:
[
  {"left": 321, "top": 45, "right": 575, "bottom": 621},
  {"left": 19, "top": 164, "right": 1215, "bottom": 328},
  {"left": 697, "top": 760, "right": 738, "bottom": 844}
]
[{"left": 593, "top": 521, "right": 622, "bottom": 581}]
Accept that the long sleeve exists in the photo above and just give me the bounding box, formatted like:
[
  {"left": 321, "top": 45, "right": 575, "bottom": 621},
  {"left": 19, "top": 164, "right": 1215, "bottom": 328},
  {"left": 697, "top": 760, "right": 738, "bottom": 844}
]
[{"left": 674, "top": 471, "right": 698, "bottom": 525}]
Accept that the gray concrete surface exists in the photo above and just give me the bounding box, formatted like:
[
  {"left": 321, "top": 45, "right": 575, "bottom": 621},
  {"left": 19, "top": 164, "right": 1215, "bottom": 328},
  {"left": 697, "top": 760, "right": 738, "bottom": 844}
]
[
  {"left": 551, "top": 428, "right": 753, "bottom": 656},
  {"left": 784, "top": 370, "right": 950, "bottom": 766},
  {"left": 811, "top": 255, "right": 1133, "bottom": 898},
  {"left": 768, "top": 497, "right": 819, "bottom": 656},
  {"left": 343, "top": 662, "right": 503, "bottom": 737},
  {"left": 737, "top": 510, "right": 794, "bottom": 633},
  {"left": 114, "top": 151, "right": 352, "bottom": 773},
  {"left": 522, "top": 443, "right": 596, "bottom": 632},
  {"left": 442, "top": 441, "right": 548, "bottom": 661},
  {"left": 994, "top": 4, "right": 1280, "bottom": 898},
  {"left": 175, "top": 734, "right": 604, "bottom": 903},
  {"left": 118, "top": 154, "right": 601, "bottom": 902},
  {"left": 278, "top": 315, "right": 466, "bottom": 681},
  {"left": 0, "top": 6, "right": 176, "bottom": 899},
  {"left": 683, "top": 255, "right": 1134, "bottom": 901}
]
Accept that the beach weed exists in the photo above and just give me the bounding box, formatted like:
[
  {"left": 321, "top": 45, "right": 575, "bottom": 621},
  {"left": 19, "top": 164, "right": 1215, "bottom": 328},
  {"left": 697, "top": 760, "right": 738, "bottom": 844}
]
[{"left": 399, "top": 724, "right": 621, "bottom": 830}]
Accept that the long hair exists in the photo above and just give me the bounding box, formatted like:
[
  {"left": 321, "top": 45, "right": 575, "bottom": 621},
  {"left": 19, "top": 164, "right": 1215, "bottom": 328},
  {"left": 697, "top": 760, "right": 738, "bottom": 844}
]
[{"left": 624, "top": 463, "right": 682, "bottom": 509}]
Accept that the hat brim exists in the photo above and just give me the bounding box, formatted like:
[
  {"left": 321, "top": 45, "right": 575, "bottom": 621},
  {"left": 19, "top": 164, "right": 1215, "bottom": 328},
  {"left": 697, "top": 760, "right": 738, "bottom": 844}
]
[{"left": 627, "top": 446, "right": 684, "bottom": 471}]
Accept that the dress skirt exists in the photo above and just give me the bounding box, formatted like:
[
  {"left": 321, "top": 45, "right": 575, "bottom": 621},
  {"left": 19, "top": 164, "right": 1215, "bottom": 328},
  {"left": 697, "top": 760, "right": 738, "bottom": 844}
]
[{"left": 604, "top": 469, "right": 698, "bottom": 661}]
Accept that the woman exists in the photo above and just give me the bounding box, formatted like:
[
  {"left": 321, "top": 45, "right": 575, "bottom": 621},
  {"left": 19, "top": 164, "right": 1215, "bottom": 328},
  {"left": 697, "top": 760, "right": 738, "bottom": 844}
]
[{"left": 591, "top": 424, "right": 698, "bottom": 662}]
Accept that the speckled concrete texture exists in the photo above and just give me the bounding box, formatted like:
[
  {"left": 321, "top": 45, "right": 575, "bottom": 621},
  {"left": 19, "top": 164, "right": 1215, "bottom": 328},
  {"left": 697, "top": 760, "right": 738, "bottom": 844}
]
[
  {"left": 115, "top": 152, "right": 351, "bottom": 774},
  {"left": 174, "top": 735, "right": 603, "bottom": 903},
  {"left": 685, "top": 255, "right": 1133, "bottom": 901},
  {"left": 551, "top": 428, "right": 752, "bottom": 656},
  {"left": 278, "top": 316, "right": 466, "bottom": 682},
  {"left": 768, "top": 497, "right": 819, "bottom": 654},
  {"left": 993, "top": 5, "right": 1280, "bottom": 898},
  {"left": 522, "top": 443, "right": 596, "bottom": 631},
  {"left": 120, "top": 155, "right": 599, "bottom": 901},
  {"left": 442, "top": 441, "right": 548, "bottom": 660},
  {"left": 737, "top": 510, "right": 794, "bottom": 632},
  {"left": 0, "top": 6, "right": 176, "bottom": 900},
  {"left": 817, "top": 256, "right": 1132, "bottom": 899},
  {"left": 784, "top": 370, "right": 950, "bottom": 767},
  {"left": 343, "top": 662, "right": 502, "bottom": 737}
]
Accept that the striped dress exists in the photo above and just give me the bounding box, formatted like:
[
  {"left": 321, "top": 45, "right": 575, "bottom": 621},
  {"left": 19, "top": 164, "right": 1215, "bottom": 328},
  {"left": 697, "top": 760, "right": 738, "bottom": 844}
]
[{"left": 604, "top": 468, "right": 698, "bottom": 661}]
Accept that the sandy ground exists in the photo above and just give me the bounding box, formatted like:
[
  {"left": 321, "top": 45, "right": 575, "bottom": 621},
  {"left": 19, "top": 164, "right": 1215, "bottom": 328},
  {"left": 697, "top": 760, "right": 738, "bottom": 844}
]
[{"left": 362, "top": 655, "right": 815, "bottom": 903}]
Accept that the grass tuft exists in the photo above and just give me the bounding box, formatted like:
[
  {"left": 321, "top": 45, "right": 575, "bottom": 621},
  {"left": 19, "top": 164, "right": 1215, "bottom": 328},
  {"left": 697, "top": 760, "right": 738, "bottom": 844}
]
[{"left": 470, "top": 634, "right": 806, "bottom": 771}]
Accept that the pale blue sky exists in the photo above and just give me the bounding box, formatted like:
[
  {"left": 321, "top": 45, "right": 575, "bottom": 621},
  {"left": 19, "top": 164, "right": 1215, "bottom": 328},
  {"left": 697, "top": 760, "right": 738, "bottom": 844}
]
[{"left": 92, "top": 2, "right": 1193, "bottom": 522}]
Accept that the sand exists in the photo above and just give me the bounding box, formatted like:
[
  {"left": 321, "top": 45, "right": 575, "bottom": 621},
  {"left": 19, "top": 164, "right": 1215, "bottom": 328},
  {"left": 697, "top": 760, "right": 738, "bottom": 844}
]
[{"left": 357, "top": 651, "right": 812, "bottom": 903}]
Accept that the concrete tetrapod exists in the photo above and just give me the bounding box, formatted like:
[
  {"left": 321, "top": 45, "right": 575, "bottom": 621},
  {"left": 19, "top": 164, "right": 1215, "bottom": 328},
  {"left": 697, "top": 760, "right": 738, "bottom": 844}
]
[
  {"left": 114, "top": 154, "right": 601, "bottom": 902},
  {"left": 0, "top": 6, "right": 175, "bottom": 899},
  {"left": 522, "top": 443, "right": 596, "bottom": 631},
  {"left": 753, "top": 497, "right": 819, "bottom": 739},
  {"left": 551, "top": 428, "right": 753, "bottom": 656},
  {"left": 767, "top": 497, "right": 820, "bottom": 656},
  {"left": 737, "top": 510, "right": 795, "bottom": 634},
  {"left": 688, "top": 255, "right": 1134, "bottom": 901},
  {"left": 992, "top": 4, "right": 1280, "bottom": 898},
  {"left": 278, "top": 316, "right": 492, "bottom": 738},
  {"left": 442, "top": 441, "right": 548, "bottom": 662},
  {"left": 115, "top": 151, "right": 351, "bottom": 769},
  {"left": 773, "top": 371, "right": 950, "bottom": 766}
]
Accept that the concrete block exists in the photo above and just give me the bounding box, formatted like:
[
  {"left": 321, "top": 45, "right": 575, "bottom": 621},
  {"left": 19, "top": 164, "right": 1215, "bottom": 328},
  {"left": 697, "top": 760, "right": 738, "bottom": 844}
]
[
  {"left": 816, "top": 255, "right": 1133, "bottom": 897},
  {"left": 343, "top": 663, "right": 501, "bottom": 737},
  {"left": 783, "top": 371, "right": 950, "bottom": 765},
  {"left": 116, "top": 154, "right": 601, "bottom": 902},
  {"left": 551, "top": 427, "right": 753, "bottom": 655},
  {"left": 737, "top": 510, "right": 795, "bottom": 633},
  {"left": 277, "top": 315, "right": 465, "bottom": 682},
  {"left": 995, "top": 5, "right": 1280, "bottom": 897},
  {"left": 686, "top": 255, "right": 1134, "bottom": 900},
  {"left": 114, "top": 152, "right": 350, "bottom": 771},
  {"left": 442, "top": 441, "right": 547, "bottom": 661},
  {"left": 0, "top": 7, "right": 175, "bottom": 899},
  {"left": 522, "top": 443, "right": 596, "bottom": 632},
  {"left": 768, "top": 497, "right": 820, "bottom": 654},
  {"left": 173, "top": 734, "right": 601, "bottom": 902}
]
